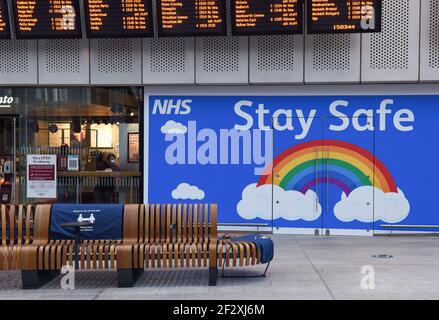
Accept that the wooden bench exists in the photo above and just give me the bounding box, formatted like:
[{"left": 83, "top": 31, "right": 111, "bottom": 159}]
[
  {"left": 20, "top": 203, "right": 270, "bottom": 288},
  {"left": 117, "top": 203, "right": 218, "bottom": 286},
  {"left": 20, "top": 204, "right": 122, "bottom": 288},
  {"left": 0, "top": 204, "right": 36, "bottom": 270}
]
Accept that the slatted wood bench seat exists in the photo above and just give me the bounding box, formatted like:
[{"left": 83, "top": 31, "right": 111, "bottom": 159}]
[
  {"left": 20, "top": 204, "right": 124, "bottom": 288},
  {"left": 218, "top": 233, "right": 262, "bottom": 268},
  {"left": 217, "top": 233, "right": 272, "bottom": 278},
  {"left": 0, "top": 204, "right": 36, "bottom": 270},
  {"left": 19, "top": 203, "right": 272, "bottom": 288},
  {"left": 116, "top": 204, "right": 219, "bottom": 287}
]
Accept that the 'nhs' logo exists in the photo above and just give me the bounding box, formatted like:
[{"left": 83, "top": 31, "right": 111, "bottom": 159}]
[{"left": 152, "top": 99, "right": 192, "bottom": 115}]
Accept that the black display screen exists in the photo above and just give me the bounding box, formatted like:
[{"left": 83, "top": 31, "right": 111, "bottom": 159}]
[
  {"left": 84, "top": 0, "right": 153, "bottom": 38},
  {"left": 157, "top": 0, "right": 227, "bottom": 37},
  {"left": 232, "top": 0, "right": 303, "bottom": 36},
  {"left": 12, "top": 0, "right": 82, "bottom": 39},
  {"left": 0, "top": 0, "right": 10, "bottom": 39},
  {"left": 307, "top": 0, "right": 381, "bottom": 34}
]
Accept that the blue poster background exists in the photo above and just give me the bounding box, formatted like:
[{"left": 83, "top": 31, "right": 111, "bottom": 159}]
[
  {"left": 50, "top": 204, "right": 123, "bottom": 240},
  {"left": 148, "top": 95, "right": 434, "bottom": 232}
]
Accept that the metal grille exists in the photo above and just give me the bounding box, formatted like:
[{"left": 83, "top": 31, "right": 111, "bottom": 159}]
[
  {"left": 312, "top": 34, "right": 352, "bottom": 71},
  {"left": 149, "top": 38, "right": 186, "bottom": 73},
  {"left": 97, "top": 39, "right": 134, "bottom": 73},
  {"left": 202, "top": 36, "right": 240, "bottom": 73},
  {"left": 257, "top": 35, "right": 295, "bottom": 72},
  {"left": 428, "top": 0, "right": 439, "bottom": 69},
  {"left": 44, "top": 39, "right": 81, "bottom": 74},
  {"left": 0, "top": 40, "right": 29, "bottom": 73},
  {"left": 369, "top": 0, "right": 410, "bottom": 70},
  {"left": 201, "top": 0, "right": 240, "bottom": 73}
]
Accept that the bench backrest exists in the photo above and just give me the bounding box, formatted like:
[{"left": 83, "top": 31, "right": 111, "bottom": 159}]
[
  {"left": 0, "top": 204, "right": 36, "bottom": 246},
  {"left": 123, "top": 204, "right": 218, "bottom": 244},
  {"left": 30, "top": 203, "right": 218, "bottom": 244}
]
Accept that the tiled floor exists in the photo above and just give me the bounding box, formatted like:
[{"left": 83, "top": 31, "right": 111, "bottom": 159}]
[{"left": 2, "top": 235, "right": 439, "bottom": 300}]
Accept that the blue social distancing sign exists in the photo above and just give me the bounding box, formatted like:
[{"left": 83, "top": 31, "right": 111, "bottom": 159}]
[{"left": 50, "top": 204, "right": 123, "bottom": 240}]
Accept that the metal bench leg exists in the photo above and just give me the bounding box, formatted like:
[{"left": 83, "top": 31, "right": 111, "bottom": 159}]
[
  {"left": 21, "top": 270, "right": 57, "bottom": 289},
  {"left": 117, "top": 268, "right": 141, "bottom": 288},
  {"left": 209, "top": 267, "right": 218, "bottom": 286},
  {"left": 221, "top": 247, "right": 271, "bottom": 278}
]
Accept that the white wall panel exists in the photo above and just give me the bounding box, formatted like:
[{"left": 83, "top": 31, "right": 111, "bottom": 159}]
[
  {"left": 420, "top": 0, "right": 439, "bottom": 82},
  {"left": 305, "top": 34, "right": 361, "bottom": 83},
  {"left": 361, "top": 0, "right": 420, "bottom": 83},
  {"left": 38, "top": 39, "right": 90, "bottom": 85},
  {"left": 90, "top": 38, "right": 142, "bottom": 85},
  {"left": 250, "top": 35, "right": 304, "bottom": 84},
  {"left": 143, "top": 38, "right": 195, "bottom": 84},
  {"left": 0, "top": 40, "right": 37, "bottom": 84}
]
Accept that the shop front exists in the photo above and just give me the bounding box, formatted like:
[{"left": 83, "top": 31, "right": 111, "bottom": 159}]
[
  {"left": 0, "top": 87, "right": 143, "bottom": 205},
  {"left": 145, "top": 86, "right": 438, "bottom": 236}
]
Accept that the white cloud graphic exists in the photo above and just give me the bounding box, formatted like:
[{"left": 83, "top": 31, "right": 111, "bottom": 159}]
[
  {"left": 172, "top": 183, "right": 205, "bottom": 200},
  {"left": 334, "top": 186, "right": 410, "bottom": 223},
  {"left": 161, "top": 120, "right": 187, "bottom": 134},
  {"left": 237, "top": 183, "right": 322, "bottom": 221}
]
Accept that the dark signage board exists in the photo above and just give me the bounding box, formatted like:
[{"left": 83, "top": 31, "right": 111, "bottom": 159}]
[
  {"left": 84, "top": 0, "right": 153, "bottom": 38},
  {"left": 232, "top": 0, "right": 303, "bottom": 36},
  {"left": 12, "top": 0, "right": 82, "bottom": 39},
  {"left": 157, "top": 0, "right": 227, "bottom": 37},
  {"left": 307, "top": 0, "right": 381, "bottom": 34},
  {"left": 0, "top": 0, "right": 10, "bottom": 39}
]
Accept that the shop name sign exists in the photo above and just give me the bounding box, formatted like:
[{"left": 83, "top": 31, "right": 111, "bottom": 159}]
[{"left": 0, "top": 96, "right": 15, "bottom": 108}]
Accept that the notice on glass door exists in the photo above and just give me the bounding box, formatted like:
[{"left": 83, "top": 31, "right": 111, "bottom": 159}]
[{"left": 27, "top": 154, "right": 57, "bottom": 199}]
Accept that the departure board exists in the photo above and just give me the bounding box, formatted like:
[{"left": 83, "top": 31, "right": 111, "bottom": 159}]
[
  {"left": 308, "top": 0, "right": 381, "bottom": 34},
  {"left": 84, "top": 0, "right": 153, "bottom": 38},
  {"left": 0, "top": 0, "right": 10, "bottom": 39},
  {"left": 12, "top": 0, "right": 82, "bottom": 39},
  {"left": 157, "top": 0, "right": 227, "bottom": 37},
  {"left": 232, "top": 0, "right": 303, "bottom": 36}
]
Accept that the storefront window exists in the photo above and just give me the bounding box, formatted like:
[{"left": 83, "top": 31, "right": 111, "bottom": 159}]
[{"left": 0, "top": 87, "right": 143, "bottom": 205}]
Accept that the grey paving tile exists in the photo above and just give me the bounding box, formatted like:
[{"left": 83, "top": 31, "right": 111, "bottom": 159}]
[{"left": 3, "top": 235, "right": 439, "bottom": 299}]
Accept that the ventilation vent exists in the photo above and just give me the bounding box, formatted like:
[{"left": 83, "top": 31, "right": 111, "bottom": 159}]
[
  {"left": 44, "top": 39, "right": 81, "bottom": 74},
  {"left": 428, "top": 0, "right": 439, "bottom": 69},
  {"left": 312, "top": 34, "right": 351, "bottom": 71},
  {"left": 149, "top": 38, "right": 186, "bottom": 73},
  {"left": 369, "top": 0, "right": 410, "bottom": 70},
  {"left": 257, "top": 35, "right": 295, "bottom": 72},
  {"left": 202, "top": 36, "right": 240, "bottom": 73},
  {"left": 0, "top": 40, "right": 29, "bottom": 73},
  {"left": 97, "top": 39, "right": 133, "bottom": 73},
  {"left": 201, "top": 0, "right": 240, "bottom": 73}
]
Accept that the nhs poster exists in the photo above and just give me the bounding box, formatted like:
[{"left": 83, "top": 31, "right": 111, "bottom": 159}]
[{"left": 148, "top": 95, "right": 433, "bottom": 234}]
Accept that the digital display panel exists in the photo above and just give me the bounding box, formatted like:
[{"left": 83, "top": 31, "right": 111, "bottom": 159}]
[
  {"left": 0, "top": 0, "right": 10, "bottom": 39},
  {"left": 157, "top": 0, "right": 227, "bottom": 37},
  {"left": 232, "top": 0, "right": 303, "bottom": 36},
  {"left": 84, "top": 0, "right": 153, "bottom": 38},
  {"left": 308, "top": 0, "right": 381, "bottom": 34},
  {"left": 12, "top": 0, "right": 82, "bottom": 39}
]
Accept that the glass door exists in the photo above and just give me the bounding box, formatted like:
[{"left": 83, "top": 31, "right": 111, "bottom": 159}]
[
  {"left": 271, "top": 115, "right": 375, "bottom": 236},
  {"left": 321, "top": 116, "right": 375, "bottom": 235},
  {"left": 0, "top": 117, "right": 16, "bottom": 204},
  {"left": 271, "top": 116, "right": 324, "bottom": 234}
]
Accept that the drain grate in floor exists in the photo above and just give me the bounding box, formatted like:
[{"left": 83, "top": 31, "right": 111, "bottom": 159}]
[{"left": 372, "top": 254, "right": 393, "bottom": 258}]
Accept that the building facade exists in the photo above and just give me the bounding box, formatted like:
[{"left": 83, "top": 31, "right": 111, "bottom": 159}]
[{"left": 0, "top": 0, "right": 438, "bottom": 235}]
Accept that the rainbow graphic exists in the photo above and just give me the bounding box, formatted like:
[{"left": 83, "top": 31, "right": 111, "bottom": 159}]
[{"left": 258, "top": 140, "right": 397, "bottom": 195}]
